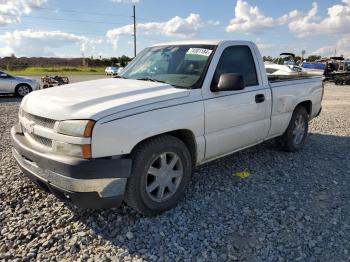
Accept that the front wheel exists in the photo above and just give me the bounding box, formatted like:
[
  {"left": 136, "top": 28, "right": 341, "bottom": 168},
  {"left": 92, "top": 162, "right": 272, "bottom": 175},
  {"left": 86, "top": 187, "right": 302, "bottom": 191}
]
[
  {"left": 15, "top": 84, "right": 32, "bottom": 97},
  {"left": 125, "top": 135, "right": 192, "bottom": 215},
  {"left": 276, "top": 106, "right": 309, "bottom": 152}
]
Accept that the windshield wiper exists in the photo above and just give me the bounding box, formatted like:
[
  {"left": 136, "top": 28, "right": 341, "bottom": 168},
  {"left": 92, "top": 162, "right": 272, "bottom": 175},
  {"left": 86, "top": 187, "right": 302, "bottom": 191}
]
[
  {"left": 135, "top": 77, "right": 187, "bottom": 89},
  {"left": 136, "top": 77, "right": 166, "bottom": 84}
]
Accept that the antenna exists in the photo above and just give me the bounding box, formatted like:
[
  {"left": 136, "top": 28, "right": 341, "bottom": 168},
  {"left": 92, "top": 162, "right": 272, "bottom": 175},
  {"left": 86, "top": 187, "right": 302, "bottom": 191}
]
[{"left": 133, "top": 5, "right": 137, "bottom": 57}]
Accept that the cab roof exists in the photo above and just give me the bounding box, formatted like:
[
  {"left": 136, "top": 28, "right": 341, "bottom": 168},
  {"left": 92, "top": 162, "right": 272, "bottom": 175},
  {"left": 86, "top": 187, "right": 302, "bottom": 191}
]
[{"left": 151, "top": 39, "right": 253, "bottom": 47}]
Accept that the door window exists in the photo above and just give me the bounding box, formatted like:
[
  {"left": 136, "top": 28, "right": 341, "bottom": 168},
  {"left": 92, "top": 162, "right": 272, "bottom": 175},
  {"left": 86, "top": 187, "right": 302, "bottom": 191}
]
[
  {"left": 211, "top": 45, "right": 259, "bottom": 88},
  {"left": 0, "top": 71, "right": 8, "bottom": 78}
]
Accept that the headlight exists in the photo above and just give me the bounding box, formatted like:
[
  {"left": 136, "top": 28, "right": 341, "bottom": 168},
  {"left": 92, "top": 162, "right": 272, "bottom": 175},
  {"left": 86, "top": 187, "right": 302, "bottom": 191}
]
[
  {"left": 53, "top": 141, "right": 92, "bottom": 159},
  {"left": 57, "top": 120, "right": 95, "bottom": 137}
]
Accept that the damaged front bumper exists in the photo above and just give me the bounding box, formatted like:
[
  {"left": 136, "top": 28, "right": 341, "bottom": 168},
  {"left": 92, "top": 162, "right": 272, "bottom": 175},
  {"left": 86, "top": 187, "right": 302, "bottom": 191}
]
[{"left": 11, "top": 125, "right": 132, "bottom": 209}]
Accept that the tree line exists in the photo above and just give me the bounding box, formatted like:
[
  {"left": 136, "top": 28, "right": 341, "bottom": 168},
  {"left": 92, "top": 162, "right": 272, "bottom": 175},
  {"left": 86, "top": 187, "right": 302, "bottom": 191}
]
[
  {"left": 0, "top": 54, "right": 132, "bottom": 70},
  {"left": 263, "top": 55, "right": 322, "bottom": 63}
]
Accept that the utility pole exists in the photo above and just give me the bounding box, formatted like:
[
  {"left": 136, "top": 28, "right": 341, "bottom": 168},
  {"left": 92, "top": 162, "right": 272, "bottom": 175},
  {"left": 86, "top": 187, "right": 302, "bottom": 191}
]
[
  {"left": 133, "top": 5, "right": 137, "bottom": 57},
  {"left": 301, "top": 50, "right": 306, "bottom": 64}
]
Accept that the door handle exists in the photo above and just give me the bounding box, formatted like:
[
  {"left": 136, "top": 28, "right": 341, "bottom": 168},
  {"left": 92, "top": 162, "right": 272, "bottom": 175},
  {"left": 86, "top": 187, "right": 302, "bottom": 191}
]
[{"left": 255, "top": 94, "right": 265, "bottom": 103}]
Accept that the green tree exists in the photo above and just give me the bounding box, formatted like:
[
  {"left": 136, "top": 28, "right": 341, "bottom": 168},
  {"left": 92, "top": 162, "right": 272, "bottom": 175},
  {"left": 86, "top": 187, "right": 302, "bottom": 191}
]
[
  {"left": 307, "top": 55, "right": 321, "bottom": 62},
  {"left": 119, "top": 55, "right": 131, "bottom": 67},
  {"left": 110, "top": 57, "right": 119, "bottom": 66},
  {"left": 263, "top": 56, "right": 274, "bottom": 62}
]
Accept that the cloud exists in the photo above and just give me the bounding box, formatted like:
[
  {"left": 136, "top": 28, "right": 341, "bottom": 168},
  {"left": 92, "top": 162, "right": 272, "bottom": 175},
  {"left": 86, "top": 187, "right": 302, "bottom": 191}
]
[
  {"left": 0, "top": 0, "right": 47, "bottom": 26},
  {"left": 256, "top": 43, "right": 275, "bottom": 51},
  {"left": 312, "top": 35, "right": 350, "bottom": 57},
  {"left": 106, "top": 13, "right": 203, "bottom": 49},
  {"left": 257, "top": 42, "right": 309, "bottom": 57},
  {"left": 0, "top": 46, "right": 14, "bottom": 56},
  {"left": 0, "top": 30, "right": 100, "bottom": 57},
  {"left": 226, "top": 0, "right": 350, "bottom": 38},
  {"left": 225, "top": 0, "right": 287, "bottom": 34},
  {"left": 207, "top": 20, "right": 220, "bottom": 26},
  {"left": 287, "top": 1, "right": 350, "bottom": 37}
]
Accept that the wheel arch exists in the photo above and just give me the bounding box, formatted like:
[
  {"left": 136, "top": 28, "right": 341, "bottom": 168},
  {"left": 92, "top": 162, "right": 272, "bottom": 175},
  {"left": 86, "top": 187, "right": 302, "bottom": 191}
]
[
  {"left": 130, "top": 129, "right": 197, "bottom": 167},
  {"left": 295, "top": 100, "right": 312, "bottom": 116},
  {"left": 15, "top": 82, "right": 32, "bottom": 89}
]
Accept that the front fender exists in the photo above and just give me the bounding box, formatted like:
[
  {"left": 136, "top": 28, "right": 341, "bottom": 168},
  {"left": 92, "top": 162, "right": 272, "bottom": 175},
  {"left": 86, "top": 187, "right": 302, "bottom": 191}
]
[{"left": 91, "top": 101, "right": 205, "bottom": 159}]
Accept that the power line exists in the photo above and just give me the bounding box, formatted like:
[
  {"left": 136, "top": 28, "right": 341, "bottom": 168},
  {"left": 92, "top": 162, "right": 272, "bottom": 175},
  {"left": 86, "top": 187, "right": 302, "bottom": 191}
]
[
  {"left": 1, "top": 14, "right": 129, "bottom": 25},
  {"left": 0, "top": 6, "right": 149, "bottom": 55},
  {"left": 34, "top": 6, "right": 133, "bottom": 18},
  {"left": 0, "top": 26, "right": 168, "bottom": 44},
  {"left": 0, "top": 29, "right": 108, "bottom": 37}
]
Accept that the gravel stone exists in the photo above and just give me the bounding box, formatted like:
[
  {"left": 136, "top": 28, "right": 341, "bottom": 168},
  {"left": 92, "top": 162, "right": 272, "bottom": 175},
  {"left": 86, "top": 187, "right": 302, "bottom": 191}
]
[
  {"left": 0, "top": 83, "right": 350, "bottom": 261},
  {"left": 126, "top": 231, "right": 134, "bottom": 240}
]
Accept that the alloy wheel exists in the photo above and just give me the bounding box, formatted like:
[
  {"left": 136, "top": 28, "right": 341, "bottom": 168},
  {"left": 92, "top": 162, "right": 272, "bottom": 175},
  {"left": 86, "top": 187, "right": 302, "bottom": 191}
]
[
  {"left": 146, "top": 152, "right": 183, "bottom": 202},
  {"left": 17, "top": 86, "right": 30, "bottom": 96},
  {"left": 292, "top": 115, "right": 306, "bottom": 145}
]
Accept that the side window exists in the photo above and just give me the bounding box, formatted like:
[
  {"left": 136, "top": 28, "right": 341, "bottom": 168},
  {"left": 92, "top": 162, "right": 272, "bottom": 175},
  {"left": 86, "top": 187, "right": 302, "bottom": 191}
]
[
  {"left": 0, "top": 71, "right": 8, "bottom": 78},
  {"left": 211, "top": 45, "right": 258, "bottom": 88}
]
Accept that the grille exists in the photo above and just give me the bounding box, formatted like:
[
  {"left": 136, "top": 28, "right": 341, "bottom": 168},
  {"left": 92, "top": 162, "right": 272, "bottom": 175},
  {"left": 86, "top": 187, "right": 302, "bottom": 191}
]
[
  {"left": 22, "top": 111, "right": 56, "bottom": 129},
  {"left": 26, "top": 131, "right": 53, "bottom": 148},
  {"left": 20, "top": 110, "right": 55, "bottom": 150}
]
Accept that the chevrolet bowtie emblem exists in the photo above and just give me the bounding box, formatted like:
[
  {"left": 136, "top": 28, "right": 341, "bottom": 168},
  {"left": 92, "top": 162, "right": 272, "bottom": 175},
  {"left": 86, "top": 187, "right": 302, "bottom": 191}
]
[{"left": 23, "top": 120, "right": 35, "bottom": 134}]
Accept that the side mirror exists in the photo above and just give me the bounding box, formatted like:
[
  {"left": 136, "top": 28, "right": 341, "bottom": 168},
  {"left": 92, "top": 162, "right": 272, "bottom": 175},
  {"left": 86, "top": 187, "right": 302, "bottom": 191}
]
[{"left": 212, "top": 73, "right": 245, "bottom": 92}]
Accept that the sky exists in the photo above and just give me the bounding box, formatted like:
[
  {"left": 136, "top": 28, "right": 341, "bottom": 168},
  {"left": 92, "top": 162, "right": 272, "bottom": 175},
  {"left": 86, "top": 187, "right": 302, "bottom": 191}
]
[{"left": 0, "top": 0, "right": 349, "bottom": 58}]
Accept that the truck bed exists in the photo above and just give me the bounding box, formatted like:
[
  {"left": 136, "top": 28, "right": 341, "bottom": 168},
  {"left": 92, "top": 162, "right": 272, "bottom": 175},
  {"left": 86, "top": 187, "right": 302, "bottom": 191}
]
[{"left": 268, "top": 75, "right": 321, "bottom": 83}]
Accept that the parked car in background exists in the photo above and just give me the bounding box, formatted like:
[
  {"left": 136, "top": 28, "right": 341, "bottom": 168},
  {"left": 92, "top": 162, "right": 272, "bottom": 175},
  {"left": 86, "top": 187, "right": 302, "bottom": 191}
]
[
  {"left": 0, "top": 71, "right": 40, "bottom": 97},
  {"left": 105, "top": 66, "right": 119, "bottom": 75},
  {"left": 12, "top": 40, "right": 323, "bottom": 215},
  {"left": 117, "top": 67, "right": 124, "bottom": 75}
]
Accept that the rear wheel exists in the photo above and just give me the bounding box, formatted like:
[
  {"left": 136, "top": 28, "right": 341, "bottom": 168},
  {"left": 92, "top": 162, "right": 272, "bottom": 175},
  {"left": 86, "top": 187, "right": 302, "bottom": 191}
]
[
  {"left": 335, "top": 79, "right": 342, "bottom": 85},
  {"left": 125, "top": 135, "right": 192, "bottom": 215},
  {"left": 15, "top": 84, "right": 32, "bottom": 97},
  {"left": 276, "top": 106, "right": 309, "bottom": 152}
]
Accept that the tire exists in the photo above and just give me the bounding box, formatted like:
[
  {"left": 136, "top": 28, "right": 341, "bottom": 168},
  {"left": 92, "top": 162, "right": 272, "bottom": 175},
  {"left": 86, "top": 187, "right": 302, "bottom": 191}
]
[
  {"left": 275, "top": 106, "right": 309, "bottom": 152},
  {"left": 335, "top": 79, "right": 342, "bottom": 85},
  {"left": 125, "top": 135, "right": 192, "bottom": 215},
  {"left": 15, "top": 84, "right": 32, "bottom": 97}
]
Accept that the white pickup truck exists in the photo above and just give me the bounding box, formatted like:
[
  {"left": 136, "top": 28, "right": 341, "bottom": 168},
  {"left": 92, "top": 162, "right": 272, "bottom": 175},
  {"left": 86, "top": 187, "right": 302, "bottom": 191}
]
[{"left": 12, "top": 40, "right": 323, "bottom": 215}]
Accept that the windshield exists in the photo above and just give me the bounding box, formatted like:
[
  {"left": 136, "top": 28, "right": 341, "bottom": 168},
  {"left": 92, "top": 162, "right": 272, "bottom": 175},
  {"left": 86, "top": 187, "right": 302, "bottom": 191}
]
[{"left": 120, "top": 45, "right": 216, "bottom": 88}]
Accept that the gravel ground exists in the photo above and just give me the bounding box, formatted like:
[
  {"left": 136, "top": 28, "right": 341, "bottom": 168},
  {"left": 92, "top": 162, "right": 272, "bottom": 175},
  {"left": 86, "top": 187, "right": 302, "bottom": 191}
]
[{"left": 0, "top": 83, "right": 349, "bottom": 261}]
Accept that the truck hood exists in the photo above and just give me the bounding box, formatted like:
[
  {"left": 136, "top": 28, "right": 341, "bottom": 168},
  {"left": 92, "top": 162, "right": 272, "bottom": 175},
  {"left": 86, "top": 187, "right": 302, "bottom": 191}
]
[{"left": 21, "top": 78, "right": 190, "bottom": 120}]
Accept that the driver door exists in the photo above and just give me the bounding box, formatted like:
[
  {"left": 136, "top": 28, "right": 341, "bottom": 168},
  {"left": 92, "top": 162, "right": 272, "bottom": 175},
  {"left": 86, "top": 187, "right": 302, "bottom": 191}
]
[{"left": 203, "top": 44, "right": 270, "bottom": 160}]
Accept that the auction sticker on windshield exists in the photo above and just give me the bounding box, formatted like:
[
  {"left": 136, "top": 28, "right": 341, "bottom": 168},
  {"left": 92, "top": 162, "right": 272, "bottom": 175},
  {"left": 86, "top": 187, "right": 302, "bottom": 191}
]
[{"left": 187, "top": 48, "right": 213, "bottom": 57}]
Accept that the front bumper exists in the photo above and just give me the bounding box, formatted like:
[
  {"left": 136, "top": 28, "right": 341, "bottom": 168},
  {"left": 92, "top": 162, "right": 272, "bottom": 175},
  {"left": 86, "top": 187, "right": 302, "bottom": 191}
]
[{"left": 11, "top": 125, "right": 132, "bottom": 209}]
